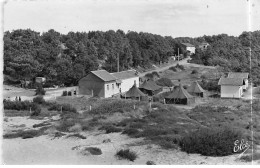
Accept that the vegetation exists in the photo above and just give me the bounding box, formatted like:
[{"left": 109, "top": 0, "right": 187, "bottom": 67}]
[
  {"left": 3, "top": 100, "right": 41, "bottom": 116},
  {"left": 115, "top": 149, "right": 138, "bottom": 162},
  {"left": 67, "top": 133, "right": 86, "bottom": 139},
  {"left": 156, "top": 78, "right": 174, "bottom": 87},
  {"left": 3, "top": 127, "right": 48, "bottom": 139},
  {"left": 84, "top": 147, "right": 102, "bottom": 155},
  {"left": 35, "top": 84, "right": 46, "bottom": 95},
  {"left": 33, "top": 96, "right": 45, "bottom": 104},
  {"left": 99, "top": 125, "right": 122, "bottom": 134},
  {"left": 48, "top": 103, "right": 77, "bottom": 113}
]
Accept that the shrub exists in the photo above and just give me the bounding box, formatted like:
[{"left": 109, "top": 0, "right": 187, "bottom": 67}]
[
  {"left": 48, "top": 103, "right": 77, "bottom": 113},
  {"left": 191, "top": 69, "right": 198, "bottom": 74},
  {"left": 30, "top": 104, "right": 41, "bottom": 116},
  {"left": 3, "top": 128, "right": 46, "bottom": 139},
  {"left": 146, "top": 161, "right": 156, "bottom": 165},
  {"left": 169, "top": 66, "right": 177, "bottom": 72},
  {"left": 152, "top": 71, "right": 160, "bottom": 78},
  {"left": 240, "top": 153, "right": 260, "bottom": 162},
  {"left": 145, "top": 73, "right": 154, "bottom": 80},
  {"left": 99, "top": 125, "right": 122, "bottom": 134},
  {"left": 33, "top": 96, "right": 45, "bottom": 104},
  {"left": 35, "top": 84, "right": 46, "bottom": 95},
  {"left": 122, "top": 128, "right": 139, "bottom": 136},
  {"left": 67, "top": 133, "right": 86, "bottom": 139},
  {"left": 199, "top": 79, "right": 220, "bottom": 92},
  {"left": 156, "top": 78, "right": 174, "bottom": 87},
  {"left": 179, "top": 127, "right": 244, "bottom": 156},
  {"left": 33, "top": 121, "right": 51, "bottom": 128},
  {"left": 115, "top": 149, "right": 137, "bottom": 162},
  {"left": 84, "top": 147, "right": 102, "bottom": 155},
  {"left": 62, "top": 91, "right": 68, "bottom": 96},
  {"left": 176, "top": 64, "right": 185, "bottom": 70}
]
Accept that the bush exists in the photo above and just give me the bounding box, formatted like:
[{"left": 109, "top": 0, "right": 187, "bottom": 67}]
[
  {"left": 146, "top": 161, "right": 156, "bottom": 165},
  {"left": 84, "top": 147, "right": 102, "bottom": 155},
  {"left": 199, "top": 79, "right": 220, "bottom": 92},
  {"left": 122, "top": 128, "right": 139, "bottom": 136},
  {"left": 152, "top": 71, "right": 160, "bottom": 78},
  {"left": 33, "top": 96, "right": 45, "bottom": 104},
  {"left": 145, "top": 73, "right": 154, "bottom": 80},
  {"left": 179, "top": 127, "right": 244, "bottom": 156},
  {"left": 99, "top": 125, "right": 122, "bottom": 134},
  {"left": 191, "top": 69, "right": 198, "bottom": 74},
  {"left": 169, "top": 66, "right": 177, "bottom": 72},
  {"left": 35, "top": 84, "right": 46, "bottom": 95},
  {"left": 62, "top": 91, "right": 68, "bottom": 96},
  {"left": 48, "top": 103, "right": 77, "bottom": 113},
  {"left": 3, "top": 100, "right": 41, "bottom": 116},
  {"left": 240, "top": 153, "right": 260, "bottom": 162},
  {"left": 30, "top": 104, "right": 41, "bottom": 116},
  {"left": 67, "top": 133, "right": 86, "bottom": 139},
  {"left": 115, "top": 149, "right": 137, "bottom": 162},
  {"left": 3, "top": 128, "right": 47, "bottom": 139},
  {"left": 156, "top": 78, "right": 174, "bottom": 87},
  {"left": 176, "top": 64, "right": 185, "bottom": 70}
]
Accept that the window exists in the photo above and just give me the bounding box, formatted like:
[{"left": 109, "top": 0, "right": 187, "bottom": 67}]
[
  {"left": 107, "top": 84, "right": 109, "bottom": 90},
  {"left": 112, "top": 84, "right": 114, "bottom": 90}
]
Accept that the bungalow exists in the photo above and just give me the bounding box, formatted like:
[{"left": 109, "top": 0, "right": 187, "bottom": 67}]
[
  {"left": 78, "top": 69, "right": 139, "bottom": 98},
  {"left": 111, "top": 70, "right": 139, "bottom": 93},
  {"left": 218, "top": 77, "right": 245, "bottom": 98},
  {"left": 227, "top": 72, "right": 249, "bottom": 90},
  {"left": 181, "top": 43, "right": 196, "bottom": 55}
]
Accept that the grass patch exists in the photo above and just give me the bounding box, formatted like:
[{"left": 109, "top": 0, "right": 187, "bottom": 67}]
[
  {"left": 115, "top": 149, "right": 138, "bottom": 162},
  {"left": 240, "top": 153, "right": 260, "bottom": 162},
  {"left": 3, "top": 127, "right": 48, "bottom": 139},
  {"left": 122, "top": 128, "right": 140, "bottom": 136},
  {"left": 33, "top": 121, "right": 51, "bottom": 128}
]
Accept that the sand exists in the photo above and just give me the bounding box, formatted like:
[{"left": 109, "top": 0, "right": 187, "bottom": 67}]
[{"left": 2, "top": 116, "right": 258, "bottom": 165}]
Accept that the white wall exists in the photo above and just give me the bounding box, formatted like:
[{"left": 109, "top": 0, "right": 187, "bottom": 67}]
[
  {"left": 186, "top": 47, "right": 196, "bottom": 54},
  {"left": 221, "top": 85, "right": 243, "bottom": 98},
  {"left": 104, "top": 81, "right": 120, "bottom": 98},
  {"left": 120, "top": 77, "right": 139, "bottom": 93}
]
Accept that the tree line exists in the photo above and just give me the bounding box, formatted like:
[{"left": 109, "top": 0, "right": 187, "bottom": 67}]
[{"left": 4, "top": 29, "right": 260, "bottom": 86}]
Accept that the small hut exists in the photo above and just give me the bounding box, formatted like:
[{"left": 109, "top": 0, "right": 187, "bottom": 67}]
[
  {"left": 139, "top": 80, "right": 162, "bottom": 96},
  {"left": 121, "top": 84, "right": 147, "bottom": 101},
  {"left": 165, "top": 84, "right": 195, "bottom": 105},
  {"left": 186, "top": 81, "right": 205, "bottom": 97}
]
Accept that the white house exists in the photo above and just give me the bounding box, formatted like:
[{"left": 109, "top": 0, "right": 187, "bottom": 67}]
[
  {"left": 181, "top": 43, "right": 196, "bottom": 55},
  {"left": 78, "top": 69, "right": 139, "bottom": 98},
  {"left": 227, "top": 72, "right": 249, "bottom": 90},
  {"left": 218, "top": 77, "right": 245, "bottom": 98},
  {"left": 111, "top": 70, "right": 139, "bottom": 93}
]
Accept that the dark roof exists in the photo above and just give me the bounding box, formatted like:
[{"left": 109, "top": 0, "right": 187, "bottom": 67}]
[
  {"left": 181, "top": 43, "right": 195, "bottom": 47},
  {"left": 218, "top": 78, "right": 244, "bottom": 86},
  {"left": 187, "top": 81, "right": 205, "bottom": 93},
  {"left": 139, "top": 80, "right": 161, "bottom": 91},
  {"left": 124, "top": 84, "right": 146, "bottom": 98},
  {"left": 111, "top": 70, "right": 138, "bottom": 80},
  {"left": 227, "top": 72, "right": 249, "bottom": 79},
  {"left": 165, "top": 84, "right": 193, "bottom": 99},
  {"left": 91, "top": 70, "right": 117, "bottom": 82}
]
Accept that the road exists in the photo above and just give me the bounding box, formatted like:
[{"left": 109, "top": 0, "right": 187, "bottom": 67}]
[{"left": 139, "top": 57, "right": 215, "bottom": 77}]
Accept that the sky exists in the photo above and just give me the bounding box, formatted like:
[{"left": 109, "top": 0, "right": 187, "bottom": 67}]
[{"left": 2, "top": 0, "right": 260, "bottom": 37}]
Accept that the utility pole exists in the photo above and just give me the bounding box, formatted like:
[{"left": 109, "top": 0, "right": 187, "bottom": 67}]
[
  {"left": 178, "top": 48, "right": 180, "bottom": 62},
  {"left": 117, "top": 54, "right": 119, "bottom": 72}
]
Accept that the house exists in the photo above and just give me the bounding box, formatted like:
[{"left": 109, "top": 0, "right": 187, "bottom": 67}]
[
  {"left": 35, "top": 77, "right": 46, "bottom": 84},
  {"left": 165, "top": 84, "right": 195, "bottom": 105},
  {"left": 78, "top": 69, "right": 140, "bottom": 98},
  {"left": 227, "top": 72, "right": 249, "bottom": 90},
  {"left": 78, "top": 70, "right": 120, "bottom": 98},
  {"left": 187, "top": 81, "right": 205, "bottom": 97},
  {"left": 198, "top": 42, "right": 209, "bottom": 50},
  {"left": 111, "top": 70, "right": 139, "bottom": 93},
  {"left": 181, "top": 43, "right": 196, "bottom": 55},
  {"left": 218, "top": 77, "right": 245, "bottom": 98}
]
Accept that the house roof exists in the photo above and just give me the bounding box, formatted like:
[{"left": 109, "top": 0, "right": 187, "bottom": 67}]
[
  {"left": 181, "top": 43, "right": 195, "bottom": 47},
  {"left": 111, "top": 70, "right": 138, "bottom": 80},
  {"left": 165, "top": 84, "right": 193, "bottom": 99},
  {"left": 91, "top": 70, "right": 117, "bottom": 82},
  {"left": 218, "top": 78, "right": 244, "bottom": 86},
  {"left": 139, "top": 80, "right": 161, "bottom": 91},
  {"left": 124, "top": 84, "right": 146, "bottom": 98},
  {"left": 227, "top": 72, "right": 249, "bottom": 79},
  {"left": 186, "top": 81, "right": 205, "bottom": 93}
]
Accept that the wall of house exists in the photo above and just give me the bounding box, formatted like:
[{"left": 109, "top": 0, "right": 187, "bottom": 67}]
[
  {"left": 78, "top": 73, "right": 105, "bottom": 97},
  {"left": 244, "top": 79, "right": 249, "bottom": 90},
  {"left": 186, "top": 47, "right": 195, "bottom": 54},
  {"left": 104, "top": 81, "right": 120, "bottom": 98},
  {"left": 120, "top": 77, "right": 139, "bottom": 93},
  {"left": 221, "top": 85, "right": 243, "bottom": 98}
]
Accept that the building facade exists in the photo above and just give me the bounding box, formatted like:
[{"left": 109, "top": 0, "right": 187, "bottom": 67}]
[{"left": 218, "top": 77, "right": 244, "bottom": 98}]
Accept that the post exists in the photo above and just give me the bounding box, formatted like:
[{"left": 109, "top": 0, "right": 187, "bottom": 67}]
[
  {"left": 61, "top": 106, "right": 62, "bottom": 113},
  {"left": 134, "top": 104, "right": 135, "bottom": 110},
  {"left": 117, "top": 54, "right": 119, "bottom": 72},
  {"left": 178, "top": 48, "right": 180, "bottom": 62},
  {"left": 90, "top": 105, "right": 92, "bottom": 111},
  {"left": 92, "top": 90, "right": 93, "bottom": 97}
]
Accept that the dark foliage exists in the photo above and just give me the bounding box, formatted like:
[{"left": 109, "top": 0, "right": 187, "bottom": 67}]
[
  {"left": 48, "top": 103, "right": 77, "bottom": 113},
  {"left": 156, "top": 78, "right": 174, "bottom": 87},
  {"left": 62, "top": 91, "right": 68, "bottom": 96},
  {"left": 35, "top": 84, "right": 46, "bottom": 95},
  {"left": 67, "top": 133, "right": 86, "bottom": 139},
  {"left": 191, "top": 69, "right": 198, "bottom": 74},
  {"left": 33, "top": 96, "right": 45, "bottom": 104},
  {"left": 115, "top": 149, "right": 138, "bottom": 162},
  {"left": 99, "top": 125, "right": 122, "bottom": 134},
  {"left": 199, "top": 79, "right": 220, "bottom": 92},
  {"left": 3, "top": 100, "right": 41, "bottom": 116},
  {"left": 179, "top": 127, "right": 244, "bottom": 156},
  {"left": 122, "top": 128, "right": 139, "bottom": 136},
  {"left": 84, "top": 147, "right": 102, "bottom": 155}
]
